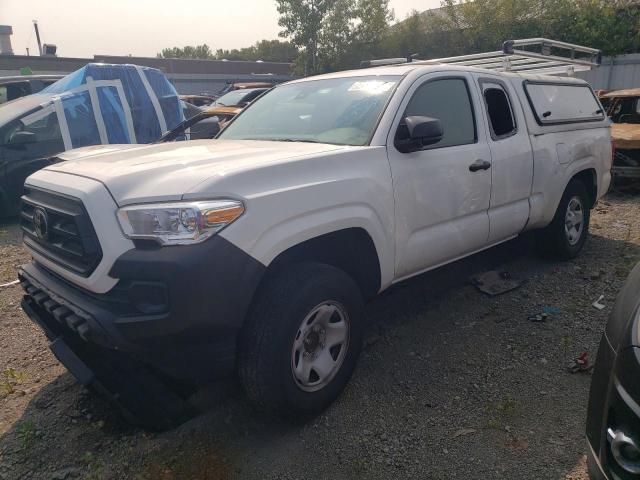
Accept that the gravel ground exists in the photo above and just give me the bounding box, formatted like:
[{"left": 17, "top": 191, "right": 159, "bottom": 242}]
[{"left": 1, "top": 192, "right": 639, "bottom": 480}]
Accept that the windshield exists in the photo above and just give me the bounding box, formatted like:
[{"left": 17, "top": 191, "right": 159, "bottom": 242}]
[
  {"left": 213, "top": 89, "right": 258, "bottom": 106},
  {"left": 607, "top": 96, "right": 640, "bottom": 124},
  {"left": 219, "top": 76, "right": 399, "bottom": 146}
]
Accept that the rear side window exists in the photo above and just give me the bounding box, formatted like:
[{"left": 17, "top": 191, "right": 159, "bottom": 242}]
[
  {"left": 483, "top": 87, "right": 516, "bottom": 139},
  {"left": 403, "top": 78, "right": 476, "bottom": 149},
  {"left": 0, "top": 81, "right": 31, "bottom": 104},
  {"left": 525, "top": 82, "right": 603, "bottom": 124}
]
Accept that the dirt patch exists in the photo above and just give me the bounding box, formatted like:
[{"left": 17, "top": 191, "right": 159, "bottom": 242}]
[{"left": 1, "top": 193, "right": 639, "bottom": 480}]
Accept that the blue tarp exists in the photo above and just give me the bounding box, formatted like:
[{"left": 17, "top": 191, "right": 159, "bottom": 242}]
[{"left": 43, "top": 63, "right": 184, "bottom": 147}]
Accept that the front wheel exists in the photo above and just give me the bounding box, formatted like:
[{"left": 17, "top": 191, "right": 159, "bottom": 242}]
[
  {"left": 536, "top": 179, "right": 591, "bottom": 259},
  {"left": 238, "top": 262, "right": 365, "bottom": 416}
]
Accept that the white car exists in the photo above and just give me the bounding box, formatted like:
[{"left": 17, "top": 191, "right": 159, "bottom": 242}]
[{"left": 18, "top": 40, "right": 612, "bottom": 429}]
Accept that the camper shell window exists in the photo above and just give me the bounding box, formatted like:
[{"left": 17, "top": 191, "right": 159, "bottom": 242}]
[{"left": 524, "top": 82, "right": 604, "bottom": 125}]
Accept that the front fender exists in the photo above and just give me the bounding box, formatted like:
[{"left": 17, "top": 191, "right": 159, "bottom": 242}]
[
  {"left": 200, "top": 147, "right": 396, "bottom": 289},
  {"left": 221, "top": 201, "right": 395, "bottom": 290}
]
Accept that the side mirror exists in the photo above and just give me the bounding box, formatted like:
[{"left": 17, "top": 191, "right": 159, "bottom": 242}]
[
  {"left": 8, "top": 130, "right": 36, "bottom": 146},
  {"left": 395, "top": 116, "right": 443, "bottom": 153}
]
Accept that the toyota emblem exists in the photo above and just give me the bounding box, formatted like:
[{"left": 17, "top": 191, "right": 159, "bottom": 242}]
[{"left": 33, "top": 207, "right": 49, "bottom": 241}]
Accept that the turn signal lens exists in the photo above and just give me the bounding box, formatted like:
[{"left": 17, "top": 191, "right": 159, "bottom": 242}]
[{"left": 204, "top": 204, "right": 245, "bottom": 228}]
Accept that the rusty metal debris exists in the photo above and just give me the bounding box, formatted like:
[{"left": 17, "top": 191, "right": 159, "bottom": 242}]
[{"left": 470, "top": 270, "right": 523, "bottom": 296}]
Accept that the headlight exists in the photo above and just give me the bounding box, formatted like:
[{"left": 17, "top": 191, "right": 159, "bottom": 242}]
[{"left": 117, "top": 200, "right": 244, "bottom": 245}]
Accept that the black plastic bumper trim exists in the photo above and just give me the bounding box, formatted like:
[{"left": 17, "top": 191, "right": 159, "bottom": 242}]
[{"left": 50, "top": 337, "right": 95, "bottom": 384}]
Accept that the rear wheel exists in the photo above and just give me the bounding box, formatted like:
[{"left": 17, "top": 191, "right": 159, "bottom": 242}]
[
  {"left": 238, "top": 262, "right": 365, "bottom": 416},
  {"left": 536, "top": 179, "right": 591, "bottom": 259}
]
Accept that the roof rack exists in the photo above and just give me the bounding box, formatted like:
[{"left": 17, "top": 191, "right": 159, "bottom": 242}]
[{"left": 361, "top": 38, "right": 601, "bottom": 76}]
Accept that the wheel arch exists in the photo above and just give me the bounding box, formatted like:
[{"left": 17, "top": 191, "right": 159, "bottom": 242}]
[
  {"left": 570, "top": 168, "right": 598, "bottom": 208},
  {"left": 264, "top": 227, "right": 382, "bottom": 300},
  {"left": 527, "top": 166, "right": 600, "bottom": 231}
]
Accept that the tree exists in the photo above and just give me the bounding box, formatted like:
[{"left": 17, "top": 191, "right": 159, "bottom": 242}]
[
  {"left": 254, "top": 39, "right": 300, "bottom": 62},
  {"left": 355, "top": 0, "right": 394, "bottom": 50},
  {"left": 318, "top": 0, "right": 357, "bottom": 71},
  {"left": 158, "top": 40, "right": 298, "bottom": 63},
  {"left": 276, "top": 0, "right": 337, "bottom": 74},
  {"left": 157, "top": 44, "right": 215, "bottom": 59},
  {"left": 380, "top": 0, "right": 640, "bottom": 61},
  {"left": 213, "top": 40, "right": 298, "bottom": 62},
  {"left": 276, "top": 0, "right": 395, "bottom": 74}
]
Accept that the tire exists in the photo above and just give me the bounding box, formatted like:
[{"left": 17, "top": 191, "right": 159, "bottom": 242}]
[
  {"left": 536, "top": 179, "right": 591, "bottom": 260},
  {"left": 238, "top": 262, "right": 365, "bottom": 417}
]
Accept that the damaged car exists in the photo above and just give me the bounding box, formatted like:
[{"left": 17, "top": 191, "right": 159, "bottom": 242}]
[{"left": 602, "top": 89, "right": 640, "bottom": 182}]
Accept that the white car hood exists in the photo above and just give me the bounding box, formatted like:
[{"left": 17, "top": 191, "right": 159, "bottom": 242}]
[{"left": 45, "top": 140, "right": 348, "bottom": 205}]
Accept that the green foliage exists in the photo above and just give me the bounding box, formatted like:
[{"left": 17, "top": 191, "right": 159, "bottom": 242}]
[
  {"left": 276, "top": 0, "right": 337, "bottom": 74},
  {"left": 157, "top": 44, "right": 215, "bottom": 59},
  {"left": 0, "top": 367, "right": 26, "bottom": 398},
  {"left": 158, "top": 40, "right": 297, "bottom": 63},
  {"left": 81, "top": 451, "right": 105, "bottom": 479},
  {"left": 17, "top": 421, "right": 38, "bottom": 451},
  {"left": 382, "top": 0, "right": 640, "bottom": 60},
  {"left": 215, "top": 40, "right": 298, "bottom": 62},
  {"left": 158, "top": 0, "right": 640, "bottom": 74},
  {"left": 485, "top": 394, "right": 517, "bottom": 428},
  {"left": 276, "top": 0, "right": 394, "bottom": 74}
]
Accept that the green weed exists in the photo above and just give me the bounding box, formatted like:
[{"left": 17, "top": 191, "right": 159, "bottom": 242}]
[
  {"left": 0, "top": 368, "right": 26, "bottom": 397},
  {"left": 17, "top": 421, "right": 38, "bottom": 451}
]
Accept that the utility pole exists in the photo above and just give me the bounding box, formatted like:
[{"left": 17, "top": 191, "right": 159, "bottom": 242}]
[{"left": 33, "top": 20, "right": 43, "bottom": 56}]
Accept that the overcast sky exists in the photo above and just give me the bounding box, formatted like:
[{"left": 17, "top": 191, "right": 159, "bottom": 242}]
[{"left": 2, "top": 0, "right": 442, "bottom": 58}]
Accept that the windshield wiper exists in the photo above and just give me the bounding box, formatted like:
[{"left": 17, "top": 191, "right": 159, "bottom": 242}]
[{"left": 265, "top": 138, "right": 324, "bottom": 144}]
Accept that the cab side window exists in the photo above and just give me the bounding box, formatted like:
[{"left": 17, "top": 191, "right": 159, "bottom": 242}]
[
  {"left": 483, "top": 86, "right": 516, "bottom": 139},
  {"left": 400, "top": 78, "right": 476, "bottom": 149},
  {"left": 7, "top": 81, "right": 31, "bottom": 101}
]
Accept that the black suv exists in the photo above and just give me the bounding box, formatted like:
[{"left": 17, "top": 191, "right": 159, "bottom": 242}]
[{"left": 0, "top": 75, "right": 62, "bottom": 105}]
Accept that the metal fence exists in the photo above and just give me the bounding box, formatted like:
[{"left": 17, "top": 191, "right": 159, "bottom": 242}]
[{"left": 578, "top": 53, "right": 640, "bottom": 90}]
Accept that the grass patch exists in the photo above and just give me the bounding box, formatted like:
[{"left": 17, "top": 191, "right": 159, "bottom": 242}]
[
  {"left": 0, "top": 368, "right": 27, "bottom": 397},
  {"left": 561, "top": 335, "right": 573, "bottom": 358},
  {"left": 17, "top": 421, "right": 38, "bottom": 451},
  {"left": 81, "top": 451, "right": 105, "bottom": 480},
  {"left": 485, "top": 394, "right": 517, "bottom": 429}
]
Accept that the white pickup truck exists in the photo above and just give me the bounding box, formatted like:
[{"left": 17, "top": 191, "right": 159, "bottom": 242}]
[{"left": 18, "top": 40, "right": 611, "bottom": 429}]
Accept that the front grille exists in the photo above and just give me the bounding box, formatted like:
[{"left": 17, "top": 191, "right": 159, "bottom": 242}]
[{"left": 20, "top": 186, "right": 102, "bottom": 277}]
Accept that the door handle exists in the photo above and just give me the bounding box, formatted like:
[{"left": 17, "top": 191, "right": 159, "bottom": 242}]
[{"left": 469, "top": 159, "right": 491, "bottom": 172}]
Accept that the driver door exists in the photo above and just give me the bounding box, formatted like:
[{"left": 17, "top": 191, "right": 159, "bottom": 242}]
[{"left": 386, "top": 72, "right": 492, "bottom": 279}]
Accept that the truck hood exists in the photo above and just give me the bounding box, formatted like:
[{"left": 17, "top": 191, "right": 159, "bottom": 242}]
[{"left": 45, "top": 140, "right": 349, "bottom": 205}]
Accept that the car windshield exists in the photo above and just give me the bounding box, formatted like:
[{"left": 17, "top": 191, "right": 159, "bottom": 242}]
[
  {"left": 607, "top": 96, "right": 640, "bottom": 124},
  {"left": 218, "top": 76, "right": 400, "bottom": 146},
  {"left": 213, "top": 89, "right": 258, "bottom": 106}
]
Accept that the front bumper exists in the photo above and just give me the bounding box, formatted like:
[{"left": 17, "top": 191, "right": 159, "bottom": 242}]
[
  {"left": 586, "top": 334, "right": 640, "bottom": 480},
  {"left": 20, "top": 234, "right": 265, "bottom": 383}
]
